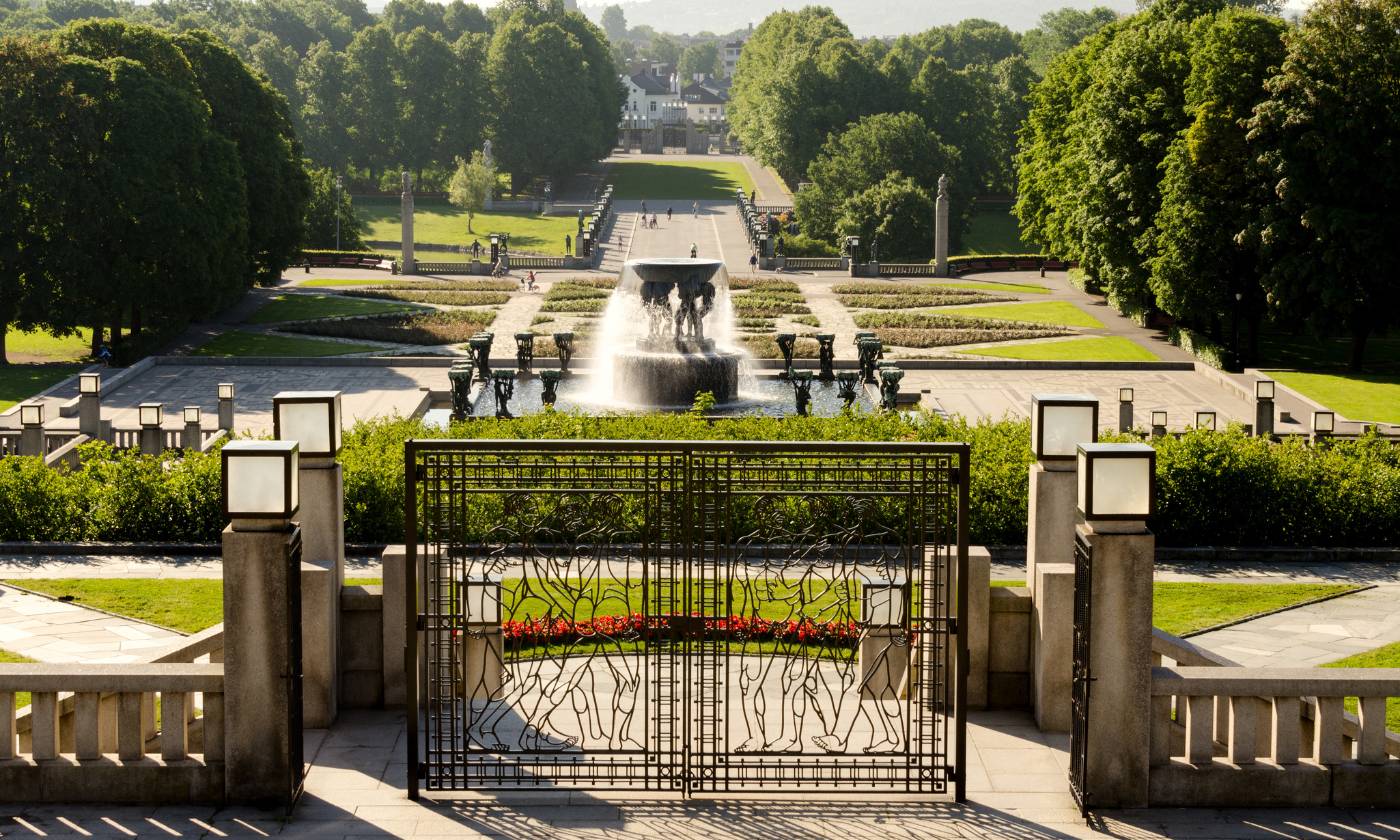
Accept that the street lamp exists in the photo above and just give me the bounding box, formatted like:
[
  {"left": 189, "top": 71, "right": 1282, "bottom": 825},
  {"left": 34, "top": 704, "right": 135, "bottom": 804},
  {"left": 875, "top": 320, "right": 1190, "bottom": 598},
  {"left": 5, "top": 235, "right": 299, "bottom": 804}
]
[
  {"left": 861, "top": 579, "right": 907, "bottom": 628},
  {"left": 222, "top": 440, "right": 299, "bottom": 520},
  {"left": 1312, "top": 411, "right": 1335, "bottom": 443},
  {"left": 335, "top": 175, "right": 344, "bottom": 252},
  {"left": 1194, "top": 411, "right": 1217, "bottom": 432},
  {"left": 1076, "top": 442, "right": 1156, "bottom": 521},
  {"left": 79, "top": 373, "right": 101, "bottom": 396},
  {"left": 139, "top": 403, "right": 163, "bottom": 428},
  {"left": 273, "top": 391, "right": 343, "bottom": 459},
  {"left": 182, "top": 406, "right": 201, "bottom": 426},
  {"left": 19, "top": 402, "right": 43, "bottom": 428},
  {"left": 1117, "top": 387, "right": 1134, "bottom": 434},
  {"left": 1031, "top": 394, "right": 1099, "bottom": 462},
  {"left": 1151, "top": 410, "right": 1168, "bottom": 439},
  {"left": 1254, "top": 380, "right": 1275, "bottom": 437},
  {"left": 461, "top": 575, "right": 503, "bottom": 625}
]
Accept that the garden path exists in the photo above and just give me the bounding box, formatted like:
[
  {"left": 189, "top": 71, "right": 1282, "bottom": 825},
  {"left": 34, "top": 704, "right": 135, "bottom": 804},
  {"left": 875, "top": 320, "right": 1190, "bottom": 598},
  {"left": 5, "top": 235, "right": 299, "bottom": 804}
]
[
  {"left": 0, "top": 582, "right": 182, "bottom": 663},
  {"left": 1186, "top": 585, "right": 1400, "bottom": 667}
]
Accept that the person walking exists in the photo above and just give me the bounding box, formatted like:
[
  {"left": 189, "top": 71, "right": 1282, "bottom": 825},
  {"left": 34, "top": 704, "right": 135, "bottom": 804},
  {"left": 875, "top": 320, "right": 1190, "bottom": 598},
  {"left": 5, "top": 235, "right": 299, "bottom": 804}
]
[
  {"left": 651, "top": 214, "right": 658, "bottom": 229},
  {"left": 692, "top": 201, "right": 699, "bottom": 218},
  {"left": 667, "top": 207, "right": 673, "bottom": 222},
  {"left": 564, "top": 233, "right": 572, "bottom": 255},
  {"left": 690, "top": 242, "right": 698, "bottom": 258},
  {"left": 640, "top": 200, "right": 648, "bottom": 216},
  {"left": 526, "top": 270, "right": 538, "bottom": 292},
  {"left": 471, "top": 239, "right": 482, "bottom": 260},
  {"left": 749, "top": 252, "right": 758, "bottom": 275}
]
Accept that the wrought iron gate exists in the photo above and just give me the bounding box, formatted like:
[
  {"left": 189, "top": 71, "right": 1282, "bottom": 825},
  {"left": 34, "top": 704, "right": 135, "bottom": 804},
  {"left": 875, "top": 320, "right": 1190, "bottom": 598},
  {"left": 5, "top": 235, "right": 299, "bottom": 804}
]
[
  {"left": 405, "top": 440, "right": 968, "bottom": 799},
  {"left": 285, "top": 527, "right": 306, "bottom": 809},
  {"left": 1069, "top": 532, "right": 1093, "bottom": 816}
]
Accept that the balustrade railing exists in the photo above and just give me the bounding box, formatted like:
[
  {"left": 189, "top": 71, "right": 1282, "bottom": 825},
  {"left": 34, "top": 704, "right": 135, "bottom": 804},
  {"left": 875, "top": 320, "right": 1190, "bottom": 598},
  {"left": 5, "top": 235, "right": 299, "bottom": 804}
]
[
  {"left": 0, "top": 431, "right": 18, "bottom": 457},
  {"left": 784, "top": 257, "right": 842, "bottom": 271}
]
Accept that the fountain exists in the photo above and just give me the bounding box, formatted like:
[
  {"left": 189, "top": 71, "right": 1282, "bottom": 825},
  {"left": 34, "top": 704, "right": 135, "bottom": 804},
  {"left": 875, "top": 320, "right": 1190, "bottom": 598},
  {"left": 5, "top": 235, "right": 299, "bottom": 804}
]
[
  {"left": 776, "top": 333, "right": 796, "bottom": 376},
  {"left": 468, "top": 333, "right": 493, "bottom": 381},
  {"left": 540, "top": 370, "right": 562, "bottom": 407},
  {"left": 514, "top": 332, "right": 535, "bottom": 375},
  {"left": 816, "top": 334, "right": 835, "bottom": 381},
  {"left": 448, "top": 360, "right": 474, "bottom": 421},
  {"left": 491, "top": 371, "right": 515, "bottom": 418},
  {"left": 879, "top": 365, "right": 904, "bottom": 412},
  {"left": 553, "top": 332, "right": 575, "bottom": 374},
  {"left": 790, "top": 370, "right": 813, "bottom": 416},
  {"left": 595, "top": 258, "right": 743, "bottom": 408}
]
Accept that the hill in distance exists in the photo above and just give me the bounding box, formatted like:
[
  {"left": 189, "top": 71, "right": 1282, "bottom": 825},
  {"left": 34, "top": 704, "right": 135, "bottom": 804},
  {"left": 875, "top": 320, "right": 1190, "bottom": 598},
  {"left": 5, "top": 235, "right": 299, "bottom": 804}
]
[{"left": 579, "top": 0, "right": 1137, "bottom": 37}]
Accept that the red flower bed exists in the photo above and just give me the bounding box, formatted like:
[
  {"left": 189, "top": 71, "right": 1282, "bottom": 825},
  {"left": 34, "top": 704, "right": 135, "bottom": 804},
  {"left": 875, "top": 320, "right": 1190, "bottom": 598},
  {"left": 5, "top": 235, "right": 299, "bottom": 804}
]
[{"left": 490, "top": 612, "right": 862, "bottom": 648}]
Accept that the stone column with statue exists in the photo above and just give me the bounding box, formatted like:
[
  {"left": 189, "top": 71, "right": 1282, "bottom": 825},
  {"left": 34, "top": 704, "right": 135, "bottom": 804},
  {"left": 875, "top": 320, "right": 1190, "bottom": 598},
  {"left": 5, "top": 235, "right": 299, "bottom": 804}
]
[
  {"left": 400, "top": 171, "right": 416, "bottom": 275},
  {"left": 935, "top": 174, "right": 950, "bottom": 278}
]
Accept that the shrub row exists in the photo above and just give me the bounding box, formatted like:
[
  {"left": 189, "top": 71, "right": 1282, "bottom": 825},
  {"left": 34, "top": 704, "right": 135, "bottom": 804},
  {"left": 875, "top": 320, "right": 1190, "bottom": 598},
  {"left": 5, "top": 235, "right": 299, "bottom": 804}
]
[
  {"left": 286, "top": 310, "right": 496, "bottom": 344},
  {"left": 539, "top": 298, "right": 607, "bottom": 314},
  {"left": 832, "top": 283, "right": 987, "bottom": 296},
  {"left": 1168, "top": 325, "right": 1232, "bottom": 371},
  {"left": 838, "top": 292, "right": 1012, "bottom": 310},
  {"left": 377, "top": 280, "right": 519, "bottom": 292},
  {"left": 346, "top": 289, "right": 510, "bottom": 307},
  {"left": 854, "top": 312, "right": 1064, "bottom": 332},
  {"left": 729, "top": 278, "right": 801, "bottom": 293},
  {"left": 544, "top": 284, "right": 612, "bottom": 302},
  {"left": 4, "top": 421, "right": 1395, "bottom": 550}
]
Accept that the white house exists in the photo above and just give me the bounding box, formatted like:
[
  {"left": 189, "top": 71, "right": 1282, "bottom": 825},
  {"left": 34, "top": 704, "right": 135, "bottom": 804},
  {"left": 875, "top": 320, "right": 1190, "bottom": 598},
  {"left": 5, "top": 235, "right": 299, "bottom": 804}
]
[
  {"left": 723, "top": 40, "right": 744, "bottom": 77},
  {"left": 680, "top": 81, "right": 728, "bottom": 122},
  {"left": 621, "top": 71, "right": 685, "bottom": 126}
]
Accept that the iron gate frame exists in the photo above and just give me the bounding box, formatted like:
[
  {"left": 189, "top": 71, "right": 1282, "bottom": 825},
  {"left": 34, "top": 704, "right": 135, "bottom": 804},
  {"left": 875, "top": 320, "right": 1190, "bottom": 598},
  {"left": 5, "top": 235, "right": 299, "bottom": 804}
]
[
  {"left": 1069, "top": 531, "right": 1093, "bottom": 816},
  {"left": 404, "top": 439, "right": 969, "bottom": 800}
]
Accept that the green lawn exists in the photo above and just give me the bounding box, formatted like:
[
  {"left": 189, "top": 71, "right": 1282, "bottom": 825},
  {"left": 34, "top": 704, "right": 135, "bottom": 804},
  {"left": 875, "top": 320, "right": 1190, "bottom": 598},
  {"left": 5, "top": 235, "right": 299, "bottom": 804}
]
[
  {"left": 1326, "top": 641, "right": 1400, "bottom": 732},
  {"left": 9, "top": 580, "right": 224, "bottom": 634},
  {"left": 193, "top": 330, "right": 383, "bottom": 357},
  {"left": 246, "top": 293, "right": 419, "bottom": 325},
  {"left": 0, "top": 647, "right": 35, "bottom": 712},
  {"left": 297, "top": 278, "right": 405, "bottom": 288},
  {"left": 1271, "top": 371, "right": 1400, "bottom": 425},
  {"left": 607, "top": 159, "right": 756, "bottom": 200},
  {"left": 932, "top": 280, "right": 1050, "bottom": 295},
  {"left": 940, "top": 301, "right": 1104, "bottom": 329},
  {"left": 355, "top": 198, "right": 578, "bottom": 253},
  {"left": 961, "top": 207, "right": 1031, "bottom": 255},
  {"left": 6, "top": 327, "right": 92, "bottom": 362},
  {"left": 959, "top": 336, "right": 1159, "bottom": 361},
  {"left": 0, "top": 363, "right": 84, "bottom": 411}
]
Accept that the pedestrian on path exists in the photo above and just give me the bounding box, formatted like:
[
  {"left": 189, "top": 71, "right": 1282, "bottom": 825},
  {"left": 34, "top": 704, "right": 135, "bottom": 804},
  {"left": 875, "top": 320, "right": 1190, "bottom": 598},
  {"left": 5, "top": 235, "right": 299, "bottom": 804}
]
[
  {"left": 690, "top": 242, "right": 698, "bottom": 258},
  {"left": 692, "top": 201, "right": 699, "bottom": 218},
  {"left": 565, "top": 233, "right": 572, "bottom": 255},
  {"left": 526, "top": 271, "right": 538, "bottom": 292},
  {"left": 471, "top": 239, "right": 481, "bottom": 259},
  {"left": 667, "top": 207, "right": 672, "bottom": 221},
  {"left": 749, "top": 252, "right": 758, "bottom": 274},
  {"left": 651, "top": 214, "right": 658, "bottom": 229},
  {"left": 641, "top": 200, "right": 648, "bottom": 215}
]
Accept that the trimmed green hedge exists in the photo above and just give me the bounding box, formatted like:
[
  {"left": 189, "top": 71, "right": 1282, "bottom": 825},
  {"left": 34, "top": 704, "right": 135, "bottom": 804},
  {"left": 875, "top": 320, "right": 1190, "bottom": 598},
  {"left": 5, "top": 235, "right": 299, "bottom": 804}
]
[
  {"left": 2, "top": 420, "right": 1396, "bottom": 549},
  {"left": 1169, "top": 325, "right": 1233, "bottom": 370}
]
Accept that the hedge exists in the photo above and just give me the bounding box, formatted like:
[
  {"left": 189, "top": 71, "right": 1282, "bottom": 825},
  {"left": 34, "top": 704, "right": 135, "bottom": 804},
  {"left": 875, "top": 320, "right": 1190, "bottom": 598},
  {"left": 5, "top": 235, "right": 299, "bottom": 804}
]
[
  {"left": 1168, "top": 325, "right": 1233, "bottom": 370},
  {"left": 2, "top": 420, "right": 1396, "bottom": 549}
]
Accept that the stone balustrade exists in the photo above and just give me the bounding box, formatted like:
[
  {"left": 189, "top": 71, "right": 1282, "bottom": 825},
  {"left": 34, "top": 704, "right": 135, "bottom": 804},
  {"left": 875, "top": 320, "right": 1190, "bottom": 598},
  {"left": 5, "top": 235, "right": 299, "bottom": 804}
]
[{"left": 1146, "top": 662, "right": 1400, "bottom": 807}]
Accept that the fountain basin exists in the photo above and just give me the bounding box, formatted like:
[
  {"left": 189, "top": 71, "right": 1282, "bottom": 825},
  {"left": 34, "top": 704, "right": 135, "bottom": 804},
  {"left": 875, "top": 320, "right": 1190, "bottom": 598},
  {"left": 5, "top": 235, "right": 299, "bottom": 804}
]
[{"left": 613, "top": 348, "right": 741, "bottom": 407}]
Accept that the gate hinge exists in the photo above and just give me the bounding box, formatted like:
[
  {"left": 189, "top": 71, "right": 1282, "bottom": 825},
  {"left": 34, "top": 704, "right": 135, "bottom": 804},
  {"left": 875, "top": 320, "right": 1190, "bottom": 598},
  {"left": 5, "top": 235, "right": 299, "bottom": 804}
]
[{"left": 416, "top": 614, "right": 427, "bottom": 631}]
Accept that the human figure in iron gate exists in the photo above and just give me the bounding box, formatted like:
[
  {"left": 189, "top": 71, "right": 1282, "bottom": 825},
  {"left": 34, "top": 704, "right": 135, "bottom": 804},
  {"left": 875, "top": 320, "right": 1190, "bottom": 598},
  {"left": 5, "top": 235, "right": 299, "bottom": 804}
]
[
  {"left": 731, "top": 494, "right": 908, "bottom": 755},
  {"left": 464, "top": 494, "right": 644, "bottom": 753}
]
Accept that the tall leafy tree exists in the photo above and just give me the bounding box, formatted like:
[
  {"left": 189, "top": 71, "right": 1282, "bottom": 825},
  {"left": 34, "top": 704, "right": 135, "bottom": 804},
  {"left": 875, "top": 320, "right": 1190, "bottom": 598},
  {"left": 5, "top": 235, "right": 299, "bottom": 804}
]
[
  {"left": 394, "top": 26, "right": 456, "bottom": 179},
  {"left": 836, "top": 174, "right": 936, "bottom": 263},
  {"left": 1021, "top": 6, "right": 1118, "bottom": 74},
  {"left": 677, "top": 40, "right": 720, "bottom": 79},
  {"left": 447, "top": 151, "right": 497, "bottom": 234},
  {"left": 600, "top": 4, "right": 626, "bottom": 43},
  {"left": 1150, "top": 9, "right": 1286, "bottom": 361},
  {"left": 297, "top": 39, "right": 355, "bottom": 170},
  {"left": 1248, "top": 0, "right": 1400, "bottom": 370},
  {"left": 345, "top": 24, "right": 398, "bottom": 178},
  {"left": 302, "top": 165, "right": 364, "bottom": 250}
]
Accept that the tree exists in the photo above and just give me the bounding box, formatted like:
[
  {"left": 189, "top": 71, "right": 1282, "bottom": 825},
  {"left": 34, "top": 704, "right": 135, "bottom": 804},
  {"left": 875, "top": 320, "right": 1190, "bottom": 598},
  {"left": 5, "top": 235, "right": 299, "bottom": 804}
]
[
  {"left": 645, "top": 32, "right": 681, "bottom": 65},
  {"left": 297, "top": 39, "right": 355, "bottom": 170},
  {"left": 600, "top": 4, "right": 626, "bottom": 43},
  {"left": 345, "top": 24, "right": 398, "bottom": 177},
  {"left": 836, "top": 174, "right": 936, "bottom": 263},
  {"left": 443, "top": 1, "right": 488, "bottom": 38},
  {"left": 677, "top": 40, "right": 720, "bottom": 79},
  {"left": 447, "top": 151, "right": 496, "bottom": 234},
  {"left": 302, "top": 166, "right": 364, "bottom": 250},
  {"left": 175, "top": 30, "right": 309, "bottom": 284},
  {"left": 42, "top": 0, "right": 122, "bottom": 26},
  {"left": 795, "top": 112, "right": 957, "bottom": 246},
  {"left": 1248, "top": 0, "right": 1400, "bottom": 370},
  {"left": 1021, "top": 6, "right": 1118, "bottom": 74},
  {"left": 1149, "top": 9, "right": 1286, "bottom": 362},
  {"left": 394, "top": 27, "right": 456, "bottom": 179},
  {"left": 383, "top": 0, "right": 444, "bottom": 36}
]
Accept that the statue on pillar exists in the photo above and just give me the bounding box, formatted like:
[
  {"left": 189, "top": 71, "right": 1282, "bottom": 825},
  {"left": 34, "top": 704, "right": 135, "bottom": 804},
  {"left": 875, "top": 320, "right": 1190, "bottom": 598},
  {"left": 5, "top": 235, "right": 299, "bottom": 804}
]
[
  {"left": 482, "top": 139, "right": 494, "bottom": 167},
  {"left": 402, "top": 171, "right": 413, "bottom": 195},
  {"left": 938, "top": 173, "right": 949, "bottom": 199}
]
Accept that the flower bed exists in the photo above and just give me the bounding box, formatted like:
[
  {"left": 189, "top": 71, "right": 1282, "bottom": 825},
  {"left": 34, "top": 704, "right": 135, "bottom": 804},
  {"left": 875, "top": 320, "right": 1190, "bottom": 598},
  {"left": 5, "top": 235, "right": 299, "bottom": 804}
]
[{"left": 496, "top": 613, "right": 862, "bottom": 649}]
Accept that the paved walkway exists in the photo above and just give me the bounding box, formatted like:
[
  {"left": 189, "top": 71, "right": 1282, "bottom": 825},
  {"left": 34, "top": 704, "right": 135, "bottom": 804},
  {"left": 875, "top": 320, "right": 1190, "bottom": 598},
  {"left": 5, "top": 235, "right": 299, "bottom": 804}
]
[
  {"left": 2, "top": 708, "right": 1394, "bottom": 838},
  {"left": 1188, "top": 585, "right": 1400, "bottom": 666},
  {"left": 0, "top": 583, "right": 182, "bottom": 663}
]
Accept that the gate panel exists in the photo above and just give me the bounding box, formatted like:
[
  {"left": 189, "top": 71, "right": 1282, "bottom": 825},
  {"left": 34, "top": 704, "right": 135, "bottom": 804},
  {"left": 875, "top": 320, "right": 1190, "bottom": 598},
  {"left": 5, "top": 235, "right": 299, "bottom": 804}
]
[
  {"left": 406, "top": 440, "right": 966, "bottom": 797},
  {"left": 1069, "top": 531, "right": 1093, "bottom": 815}
]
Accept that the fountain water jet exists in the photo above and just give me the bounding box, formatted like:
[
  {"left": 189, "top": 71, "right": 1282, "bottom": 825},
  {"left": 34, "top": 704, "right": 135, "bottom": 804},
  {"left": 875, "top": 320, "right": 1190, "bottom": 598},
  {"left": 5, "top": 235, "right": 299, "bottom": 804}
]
[{"left": 590, "top": 258, "right": 744, "bottom": 408}]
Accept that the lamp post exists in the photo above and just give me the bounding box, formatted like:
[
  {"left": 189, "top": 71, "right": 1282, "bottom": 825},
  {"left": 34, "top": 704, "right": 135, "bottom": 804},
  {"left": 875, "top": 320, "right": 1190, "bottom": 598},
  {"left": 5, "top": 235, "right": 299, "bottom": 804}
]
[
  {"left": 1150, "top": 410, "right": 1168, "bottom": 439},
  {"left": 1311, "top": 410, "right": 1335, "bottom": 444},
  {"left": 181, "top": 406, "right": 202, "bottom": 451},
  {"left": 1118, "top": 387, "right": 1134, "bottom": 434},
  {"left": 335, "top": 175, "right": 344, "bottom": 252},
  {"left": 219, "top": 440, "right": 304, "bottom": 805},
  {"left": 1194, "top": 410, "right": 1217, "bottom": 432},
  {"left": 1027, "top": 394, "right": 1098, "bottom": 732},
  {"left": 858, "top": 577, "right": 909, "bottom": 699},
  {"left": 273, "top": 390, "right": 345, "bottom": 728},
  {"left": 460, "top": 575, "right": 504, "bottom": 701},
  {"left": 138, "top": 403, "right": 164, "bottom": 454},
  {"left": 1073, "top": 442, "right": 1156, "bottom": 807},
  {"left": 78, "top": 373, "right": 102, "bottom": 440},
  {"left": 217, "top": 383, "right": 235, "bottom": 432},
  {"left": 19, "top": 401, "right": 44, "bottom": 457},
  {"left": 1254, "top": 380, "right": 1275, "bottom": 438}
]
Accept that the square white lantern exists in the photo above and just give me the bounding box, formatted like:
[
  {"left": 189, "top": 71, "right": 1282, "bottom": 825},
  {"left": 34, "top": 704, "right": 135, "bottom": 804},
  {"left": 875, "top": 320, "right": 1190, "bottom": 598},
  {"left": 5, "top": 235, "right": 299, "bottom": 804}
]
[
  {"left": 1119, "top": 387, "right": 1134, "bottom": 403},
  {"left": 1031, "top": 394, "right": 1099, "bottom": 461},
  {"left": 1077, "top": 442, "right": 1156, "bottom": 521},
  {"left": 462, "top": 575, "right": 502, "bottom": 625},
  {"left": 218, "top": 383, "right": 235, "bottom": 401},
  {"left": 20, "top": 402, "right": 44, "bottom": 427},
  {"left": 861, "top": 579, "right": 907, "bottom": 628},
  {"left": 1312, "top": 411, "right": 1335, "bottom": 434},
  {"left": 79, "top": 373, "right": 101, "bottom": 396},
  {"left": 1255, "top": 380, "right": 1275, "bottom": 401},
  {"left": 1151, "top": 410, "right": 1168, "bottom": 428},
  {"left": 222, "top": 440, "right": 299, "bottom": 519},
  {"left": 273, "top": 391, "right": 343, "bottom": 458},
  {"left": 183, "top": 406, "right": 201, "bottom": 425},
  {"left": 138, "top": 403, "right": 163, "bottom": 428},
  {"left": 1194, "top": 411, "right": 1217, "bottom": 431}
]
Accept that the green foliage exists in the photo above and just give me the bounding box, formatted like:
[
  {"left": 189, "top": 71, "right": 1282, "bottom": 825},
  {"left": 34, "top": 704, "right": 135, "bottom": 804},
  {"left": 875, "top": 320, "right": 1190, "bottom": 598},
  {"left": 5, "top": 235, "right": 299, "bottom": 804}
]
[
  {"left": 677, "top": 40, "right": 721, "bottom": 79},
  {"left": 286, "top": 309, "right": 496, "bottom": 344},
  {"left": 302, "top": 166, "right": 366, "bottom": 250},
  {"left": 447, "top": 151, "right": 497, "bottom": 234},
  {"left": 1169, "top": 325, "right": 1231, "bottom": 370},
  {"left": 1020, "top": 6, "right": 1119, "bottom": 74},
  {"left": 345, "top": 288, "right": 510, "bottom": 307},
  {"left": 835, "top": 174, "right": 936, "bottom": 264},
  {"left": 958, "top": 336, "right": 1159, "bottom": 361}
]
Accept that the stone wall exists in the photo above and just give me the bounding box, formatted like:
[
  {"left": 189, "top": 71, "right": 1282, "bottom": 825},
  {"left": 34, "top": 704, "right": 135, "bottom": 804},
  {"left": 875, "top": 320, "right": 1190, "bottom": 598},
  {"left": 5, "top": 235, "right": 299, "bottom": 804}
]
[
  {"left": 339, "top": 585, "right": 385, "bottom": 709},
  {"left": 988, "top": 586, "right": 1032, "bottom": 709}
]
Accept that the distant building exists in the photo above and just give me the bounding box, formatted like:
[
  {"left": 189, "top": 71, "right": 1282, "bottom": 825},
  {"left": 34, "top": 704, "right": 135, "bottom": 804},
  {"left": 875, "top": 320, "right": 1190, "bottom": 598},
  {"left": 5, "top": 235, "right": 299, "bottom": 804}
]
[
  {"left": 723, "top": 40, "right": 744, "bottom": 77},
  {"left": 680, "top": 81, "right": 728, "bottom": 122},
  {"left": 621, "top": 71, "right": 685, "bottom": 126}
]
